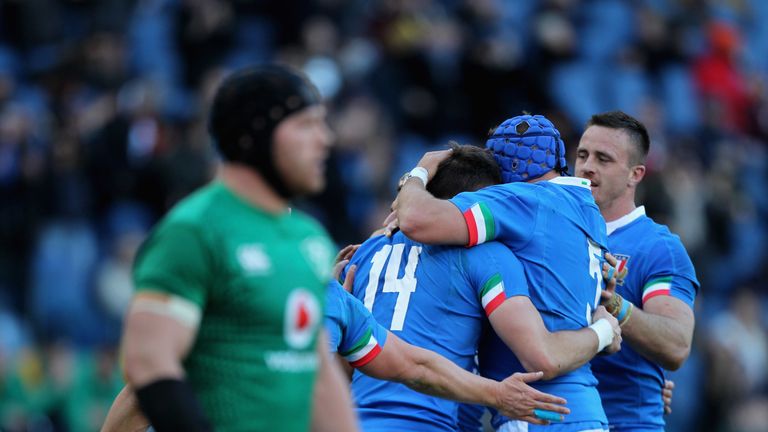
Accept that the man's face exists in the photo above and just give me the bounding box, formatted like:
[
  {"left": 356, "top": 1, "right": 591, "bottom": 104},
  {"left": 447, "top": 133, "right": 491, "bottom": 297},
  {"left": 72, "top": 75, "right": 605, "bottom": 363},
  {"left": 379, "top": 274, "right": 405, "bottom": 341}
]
[
  {"left": 575, "top": 125, "right": 636, "bottom": 208},
  {"left": 273, "top": 105, "right": 333, "bottom": 195}
]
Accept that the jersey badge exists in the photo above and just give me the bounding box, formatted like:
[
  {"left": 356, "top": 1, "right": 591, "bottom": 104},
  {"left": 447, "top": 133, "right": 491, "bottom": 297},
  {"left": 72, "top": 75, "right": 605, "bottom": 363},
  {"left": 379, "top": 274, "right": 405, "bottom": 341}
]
[{"left": 613, "top": 254, "right": 630, "bottom": 286}]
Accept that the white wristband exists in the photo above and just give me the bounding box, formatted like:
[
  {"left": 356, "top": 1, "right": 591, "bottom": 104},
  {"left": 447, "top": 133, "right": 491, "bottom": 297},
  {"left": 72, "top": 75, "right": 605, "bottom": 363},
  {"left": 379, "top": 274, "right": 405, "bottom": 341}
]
[
  {"left": 588, "top": 318, "right": 614, "bottom": 353},
  {"left": 408, "top": 167, "right": 429, "bottom": 186}
]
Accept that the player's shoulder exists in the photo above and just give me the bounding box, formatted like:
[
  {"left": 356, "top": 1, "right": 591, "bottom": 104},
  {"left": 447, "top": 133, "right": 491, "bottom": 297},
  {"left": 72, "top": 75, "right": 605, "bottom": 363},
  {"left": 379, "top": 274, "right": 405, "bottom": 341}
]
[
  {"left": 638, "top": 215, "right": 687, "bottom": 252},
  {"left": 325, "top": 281, "right": 348, "bottom": 319},
  {"left": 162, "top": 182, "right": 224, "bottom": 227},
  {"left": 280, "top": 205, "right": 330, "bottom": 237},
  {"left": 161, "top": 182, "right": 273, "bottom": 233},
  {"left": 538, "top": 178, "right": 607, "bottom": 246},
  {"left": 541, "top": 177, "right": 602, "bottom": 213},
  {"left": 327, "top": 279, "right": 347, "bottom": 300},
  {"left": 464, "top": 240, "right": 516, "bottom": 258},
  {"left": 461, "top": 241, "right": 524, "bottom": 281},
  {"left": 145, "top": 200, "right": 214, "bottom": 252},
  {"left": 364, "top": 231, "right": 420, "bottom": 250},
  {"left": 487, "top": 182, "right": 539, "bottom": 198},
  {"left": 357, "top": 232, "right": 398, "bottom": 254},
  {"left": 455, "top": 182, "right": 538, "bottom": 202},
  {"left": 632, "top": 216, "right": 697, "bottom": 279}
]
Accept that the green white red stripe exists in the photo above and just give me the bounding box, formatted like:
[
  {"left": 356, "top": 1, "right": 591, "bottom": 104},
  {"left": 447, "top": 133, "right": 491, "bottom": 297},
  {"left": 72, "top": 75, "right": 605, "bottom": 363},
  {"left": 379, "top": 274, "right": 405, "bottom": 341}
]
[
  {"left": 479, "top": 274, "right": 505, "bottom": 316},
  {"left": 342, "top": 329, "right": 382, "bottom": 368},
  {"left": 463, "top": 202, "right": 495, "bottom": 247},
  {"left": 642, "top": 277, "right": 672, "bottom": 304}
]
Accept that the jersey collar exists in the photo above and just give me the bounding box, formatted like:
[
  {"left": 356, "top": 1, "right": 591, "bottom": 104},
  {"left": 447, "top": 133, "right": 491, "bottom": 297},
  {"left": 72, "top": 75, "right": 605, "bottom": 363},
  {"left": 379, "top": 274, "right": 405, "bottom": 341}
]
[
  {"left": 548, "top": 176, "right": 592, "bottom": 190},
  {"left": 606, "top": 206, "right": 646, "bottom": 235}
]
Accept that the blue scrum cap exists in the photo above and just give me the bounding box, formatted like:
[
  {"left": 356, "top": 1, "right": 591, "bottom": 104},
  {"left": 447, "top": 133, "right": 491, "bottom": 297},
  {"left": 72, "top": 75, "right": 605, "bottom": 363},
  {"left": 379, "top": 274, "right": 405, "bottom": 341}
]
[{"left": 485, "top": 114, "right": 568, "bottom": 183}]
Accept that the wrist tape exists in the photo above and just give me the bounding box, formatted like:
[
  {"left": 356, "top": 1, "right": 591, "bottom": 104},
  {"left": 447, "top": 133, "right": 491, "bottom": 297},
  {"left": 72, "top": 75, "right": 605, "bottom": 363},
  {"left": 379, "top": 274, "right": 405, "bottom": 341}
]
[
  {"left": 409, "top": 167, "right": 429, "bottom": 186},
  {"left": 589, "top": 318, "right": 614, "bottom": 353},
  {"left": 618, "top": 300, "right": 634, "bottom": 326}
]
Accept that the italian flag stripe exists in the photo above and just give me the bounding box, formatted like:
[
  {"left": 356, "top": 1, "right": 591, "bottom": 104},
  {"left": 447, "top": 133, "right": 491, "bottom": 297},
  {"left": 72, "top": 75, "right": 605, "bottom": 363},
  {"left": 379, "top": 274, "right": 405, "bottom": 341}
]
[
  {"left": 480, "top": 274, "right": 502, "bottom": 297},
  {"left": 616, "top": 259, "right": 627, "bottom": 273},
  {"left": 349, "top": 344, "right": 382, "bottom": 368},
  {"left": 342, "top": 329, "right": 381, "bottom": 367},
  {"left": 481, "top": 202, "right": 495, "bottom": 242},
  {"left": 464, "top": 208, "right": 479, "bottom": 246},
  {"left": 642, "top": 277, "right": 672, "bottom": 304},
  {"left": 480, "top": 274, "right": 505, "bottom": 316},
  {"left": 463, "top": 203, "right": 494, "bottom": 246}
]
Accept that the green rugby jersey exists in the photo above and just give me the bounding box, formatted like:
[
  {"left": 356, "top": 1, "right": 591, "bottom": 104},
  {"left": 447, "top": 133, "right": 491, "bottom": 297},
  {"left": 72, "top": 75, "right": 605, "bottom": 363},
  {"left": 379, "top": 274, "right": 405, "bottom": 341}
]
[{"left": 133, "top": 181, "right": 335, "bottom": 432}]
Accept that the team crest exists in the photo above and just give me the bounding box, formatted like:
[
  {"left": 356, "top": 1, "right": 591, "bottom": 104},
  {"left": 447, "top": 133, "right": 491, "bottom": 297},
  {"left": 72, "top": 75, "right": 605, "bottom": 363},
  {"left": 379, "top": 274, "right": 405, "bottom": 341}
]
[
  {"left": 284, "top": 288, "right": 320, "bottom": 349},
  {"left": 613, "top": 254, "right": 631, "bottom": 286}
]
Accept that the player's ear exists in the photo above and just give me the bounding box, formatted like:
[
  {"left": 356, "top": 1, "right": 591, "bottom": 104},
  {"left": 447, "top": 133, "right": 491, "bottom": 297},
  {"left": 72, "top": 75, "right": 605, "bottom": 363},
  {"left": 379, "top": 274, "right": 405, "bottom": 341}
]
[{"left": 628, "top": 164, "right": 645, "bottom": 187}]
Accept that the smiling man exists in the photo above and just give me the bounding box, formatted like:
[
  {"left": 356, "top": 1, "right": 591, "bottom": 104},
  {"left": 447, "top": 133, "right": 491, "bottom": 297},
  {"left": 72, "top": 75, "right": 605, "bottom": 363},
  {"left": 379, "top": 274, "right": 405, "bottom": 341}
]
[{"left": 575, "top": 111, "right": 699, "bottom": 432}]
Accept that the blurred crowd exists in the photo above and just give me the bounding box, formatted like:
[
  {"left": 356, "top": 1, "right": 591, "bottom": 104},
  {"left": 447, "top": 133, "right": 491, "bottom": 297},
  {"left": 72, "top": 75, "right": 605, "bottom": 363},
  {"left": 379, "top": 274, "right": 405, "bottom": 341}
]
[{"left": 0, "top": 0, "right": 766, "bottom": 431}]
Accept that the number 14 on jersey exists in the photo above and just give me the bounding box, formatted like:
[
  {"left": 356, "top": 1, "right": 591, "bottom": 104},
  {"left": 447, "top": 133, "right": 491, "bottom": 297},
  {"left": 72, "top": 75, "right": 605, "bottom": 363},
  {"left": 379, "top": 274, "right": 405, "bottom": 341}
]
[{"left": 363, "top": 244, "right": 422, "bottom": 331}]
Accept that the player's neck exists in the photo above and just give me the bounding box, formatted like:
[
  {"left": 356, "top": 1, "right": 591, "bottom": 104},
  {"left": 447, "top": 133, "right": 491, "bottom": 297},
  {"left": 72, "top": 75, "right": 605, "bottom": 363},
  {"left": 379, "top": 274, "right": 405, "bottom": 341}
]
[
  {"left": 218, "top": 163, "right": 289, "bottom": 214},
  {"left": 600, "top": 196, "right": 637, "bottom": 223}
]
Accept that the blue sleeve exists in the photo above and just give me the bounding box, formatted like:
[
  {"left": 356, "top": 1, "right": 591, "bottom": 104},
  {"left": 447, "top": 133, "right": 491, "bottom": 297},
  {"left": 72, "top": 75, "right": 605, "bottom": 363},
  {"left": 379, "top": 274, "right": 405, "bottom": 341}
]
[
  {"left": 337, "top": 288, "right": 389, "bottom": 368},
  {"left": 462, "top": 242, "right": 529, "bottom": 317},
  {"left": 323, "top": 281, "right": 348, "bottom": 353},
  {"left": 639, "top": 235, "right": 699, "bottom": 308},
  {"left": 449, "top": 184, "right": 538, "bottom": 248}
]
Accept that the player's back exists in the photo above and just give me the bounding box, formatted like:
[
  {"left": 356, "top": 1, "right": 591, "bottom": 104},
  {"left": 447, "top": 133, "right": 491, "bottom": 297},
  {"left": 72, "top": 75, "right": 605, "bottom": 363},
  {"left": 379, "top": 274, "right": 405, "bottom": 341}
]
[
  {"left": 451, "top": 177, "right": 609, "bottom": 428},
  {"left": 519, "top": 180, "right": 607, "bottom": 332},
  {"left": 347, "top": 231, "right": 493, "bottom": 432},
  {"left": 593, "top": 210, "right": 698, "bottom": 430}
]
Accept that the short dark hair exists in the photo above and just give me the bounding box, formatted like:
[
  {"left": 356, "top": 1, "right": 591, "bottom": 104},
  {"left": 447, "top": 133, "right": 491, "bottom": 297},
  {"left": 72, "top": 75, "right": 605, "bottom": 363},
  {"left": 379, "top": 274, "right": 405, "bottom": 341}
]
[
  {"left": 586, "top": 111, "right": 650, "bottom": 165},
  {"left": 427, "top": 142, "right": 502, "bottom": 199}
]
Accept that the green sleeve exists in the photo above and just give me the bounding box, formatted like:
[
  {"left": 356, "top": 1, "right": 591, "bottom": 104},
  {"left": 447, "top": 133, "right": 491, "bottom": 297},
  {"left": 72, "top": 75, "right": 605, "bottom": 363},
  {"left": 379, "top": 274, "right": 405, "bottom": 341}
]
[{"left": 133, "top": 222, "right": 213, "bottom": 307}]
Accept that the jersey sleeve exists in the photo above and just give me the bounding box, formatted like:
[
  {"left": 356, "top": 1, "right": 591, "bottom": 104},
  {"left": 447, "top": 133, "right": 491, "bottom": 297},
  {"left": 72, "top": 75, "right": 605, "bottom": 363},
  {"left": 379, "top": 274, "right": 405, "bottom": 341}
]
[
  {"left": 337, "top": 287, "right": 389, "bottom": 368},
  {"left": 639, "top": 235, "right": 699, "bottom": 308},
  {"left": 324, "top": 281, "right": 347, "bottom": 354},
  {"left": 463, "top": 242, "right": 529, "bottom": 317},
  {"left": 133, "top": 222, "right": 213, "bottom": 308},
  {"left": 449, "top": 184, "right": 538, "bottom": 248}
]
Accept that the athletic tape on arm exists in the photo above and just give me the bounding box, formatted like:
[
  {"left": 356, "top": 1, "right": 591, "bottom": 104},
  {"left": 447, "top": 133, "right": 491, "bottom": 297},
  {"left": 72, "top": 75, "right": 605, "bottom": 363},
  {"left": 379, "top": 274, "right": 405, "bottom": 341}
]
[{"left": 131, "top": 293, "right": 203, "bottom": 329}]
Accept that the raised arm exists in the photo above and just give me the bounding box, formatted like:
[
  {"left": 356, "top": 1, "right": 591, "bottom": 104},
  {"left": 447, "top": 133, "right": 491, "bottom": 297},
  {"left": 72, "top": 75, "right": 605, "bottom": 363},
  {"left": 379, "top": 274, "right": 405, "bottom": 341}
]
[
  {"left": 489, "top": 298, "right": 621, "bottom": 380},
  {"left": 359, "top": 331, "right": 569, "bottom": 424},
  {"left": 394, "top": 150, "right": 468, "bottom": 245}
]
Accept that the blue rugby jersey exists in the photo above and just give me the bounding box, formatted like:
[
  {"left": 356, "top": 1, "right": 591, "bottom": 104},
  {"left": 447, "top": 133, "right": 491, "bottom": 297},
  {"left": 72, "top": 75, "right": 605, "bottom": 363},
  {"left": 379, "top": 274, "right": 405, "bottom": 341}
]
[
  {"left": 325, "top": 280, "right": 389, "bottom": 367},
  {"left": 591, "top": 206, "right": 699, "bottom": 431},
  {"left": 450, "top": 176, "right": 610, "bottom": 429},
  {"left": 345, "top": 231, "right": 528, "bottom": 432}
]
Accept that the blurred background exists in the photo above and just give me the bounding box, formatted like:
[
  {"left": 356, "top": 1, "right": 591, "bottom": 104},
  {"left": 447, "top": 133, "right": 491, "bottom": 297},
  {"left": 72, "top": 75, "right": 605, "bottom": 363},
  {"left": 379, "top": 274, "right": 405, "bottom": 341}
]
[{"left": 0, "top": 0, "right": 766, "bottom": 430}]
